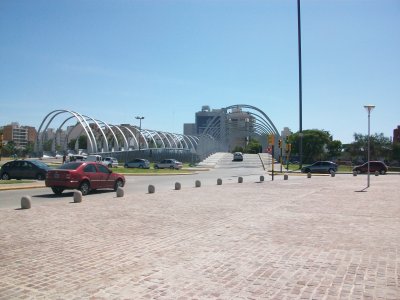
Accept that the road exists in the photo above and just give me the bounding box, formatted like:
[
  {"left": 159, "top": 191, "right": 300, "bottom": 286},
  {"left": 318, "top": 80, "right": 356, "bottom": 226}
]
[{"left": 0, "top": 153, "right": 269, "bottom": 209}]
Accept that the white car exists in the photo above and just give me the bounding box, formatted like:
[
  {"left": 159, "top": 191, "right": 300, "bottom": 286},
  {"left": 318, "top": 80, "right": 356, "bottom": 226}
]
[
  {"left": 102, "top": 157, "right": 119, "bottom": 168},
  {"left": 85, "top": 155, "right": 103, "bottom": 163}
]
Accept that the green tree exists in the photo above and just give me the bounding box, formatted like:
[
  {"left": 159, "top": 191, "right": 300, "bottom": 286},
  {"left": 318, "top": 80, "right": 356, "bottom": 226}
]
[
  {"left": 232, "top": 146, "right": 244, "bottom": 153},
  {"left": 21, "top": 141, "right": 35, "bottom": 158},
  {"left": 392, "top": 142, "right": 400, "bottom": 161},
  {"left": 288, "top": 129, "right": 332, "bottom": 163},
  {"left": 68, "top": 138, "right": 76, "bottom": 150},
  {"left": 67, "top": 136, "right": 87, "bottom": 151},
  {"left": 346, "top": 133, "right": 392, "bottom": 161},
  {"left": 327, "top": 140, "right": 343, "bottom": 159},
  {"left": 78, "top": 135, "right": 87, "bottom": 150},
  {"left": 3, "top": 141, "right": 16, "bottom": 156},
  {"left": 43, "top": 140, "right": 53, "bottom": 152},
  {"left": 244, "top": 138, "right": 262, "bottom": 154}
]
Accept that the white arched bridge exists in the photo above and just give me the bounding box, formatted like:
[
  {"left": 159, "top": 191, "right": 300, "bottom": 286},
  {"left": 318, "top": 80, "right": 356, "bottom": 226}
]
[
  {"left": 36, "top": 106, "right": 280, "bottom": 162},
  {"left": 36, "top": 109, "right": 203, "bottom": 154}
]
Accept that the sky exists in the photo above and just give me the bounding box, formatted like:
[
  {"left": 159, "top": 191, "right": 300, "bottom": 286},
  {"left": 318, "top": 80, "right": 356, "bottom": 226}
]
[{"left": 0, "top": 0, "right": 399, "bottom": 144}]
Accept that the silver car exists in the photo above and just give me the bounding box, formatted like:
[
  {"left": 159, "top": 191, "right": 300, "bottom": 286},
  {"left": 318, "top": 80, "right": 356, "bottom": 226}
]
[
  {"left": 233, "top": 152, "right": 243, "bottom": 161},
  {"left": 124, "top": 159, "right": 150, "bottom": 169},
  {"left": 154, "top": 159, "right": 182, "bottom": 170}
]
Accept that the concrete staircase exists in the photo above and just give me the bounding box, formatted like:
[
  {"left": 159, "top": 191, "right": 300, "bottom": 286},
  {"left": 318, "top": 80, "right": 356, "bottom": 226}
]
[{"left": 197, "top": 152, "right": 229, "bottom": 168}]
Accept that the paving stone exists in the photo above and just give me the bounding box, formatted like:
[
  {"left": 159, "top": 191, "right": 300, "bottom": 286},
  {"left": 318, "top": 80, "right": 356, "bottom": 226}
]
[{"left": 0, "top": 175, "right": 399, "bottom": 299}]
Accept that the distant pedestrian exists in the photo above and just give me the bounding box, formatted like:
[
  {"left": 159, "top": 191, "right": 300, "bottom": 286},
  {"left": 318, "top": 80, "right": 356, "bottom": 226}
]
[{"left": 62, "top": 154, "right": 66, "bottom": 164}]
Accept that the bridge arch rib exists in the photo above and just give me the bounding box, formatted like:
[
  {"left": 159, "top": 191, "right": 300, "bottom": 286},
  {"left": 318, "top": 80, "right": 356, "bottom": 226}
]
[
  {"left": 225, "top": 104, "right": 279, "bottom": 135},
  {"left": 36, "top": 110, "right": 97, "bottom": 153}
]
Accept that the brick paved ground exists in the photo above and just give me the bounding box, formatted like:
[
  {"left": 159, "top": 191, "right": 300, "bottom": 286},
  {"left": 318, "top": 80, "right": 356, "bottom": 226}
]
[{"left": 0, "top": 174, "right": 399, "bottom": 299}]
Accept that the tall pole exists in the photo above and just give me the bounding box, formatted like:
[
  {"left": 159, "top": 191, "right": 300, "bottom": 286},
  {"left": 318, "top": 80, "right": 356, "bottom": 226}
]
[
  {"left": 364, "top": 105, "right": 375, "bottom": 188},
  {"left": 367, "top": 111, "right": 370, "bottom": 187},
  {"left": 135, "top": 116, "right": 144, "bottom": 151},
  {"left": 297, "top": 0, "right": 303, "bottom": 169}
]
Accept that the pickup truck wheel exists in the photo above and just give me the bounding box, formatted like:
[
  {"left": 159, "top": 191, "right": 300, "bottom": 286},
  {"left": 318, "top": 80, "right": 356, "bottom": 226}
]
[{"left": 79, "top": 181, "right": 90, "bottom": 196}]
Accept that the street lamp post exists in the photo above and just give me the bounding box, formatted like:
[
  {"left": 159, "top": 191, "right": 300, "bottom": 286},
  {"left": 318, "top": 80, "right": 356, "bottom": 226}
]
[
  {"left": 364, "top": 105, "right": 375, "bottom": 188},
  {"left": 135, "top": 116, "right": 144, "bottom": 151},
  {"left": 297, "top": 0, "right": 303, "bottom": 169}
]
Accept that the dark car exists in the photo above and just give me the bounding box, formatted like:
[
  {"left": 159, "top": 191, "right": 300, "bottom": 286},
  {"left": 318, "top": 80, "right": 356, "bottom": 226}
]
[
  {"left": 45, "top": 162, "right": 125, "bottom": 195},
  {"left": 353, "top": 161, "right": 388, "bottom": 175},
  {"left": 154, "top": 159, "right": 182, "bottom": 170},
  {"left": 124, "top": 158, "right": 150, "bottom": 169},
  {"left": 0, "top": 160, "right": 50, "bottom": 180},
  {"left": 301, "top": 161, "right": 338, "bottom": 174},
  {"left": 233, "top": 152, "right": 243, "bottom": 161}
]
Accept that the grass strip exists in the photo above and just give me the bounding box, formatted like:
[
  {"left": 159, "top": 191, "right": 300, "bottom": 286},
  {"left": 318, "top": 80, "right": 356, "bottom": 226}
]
[{"left": 0, "top": 180, "right": 36, "bottom": 184}]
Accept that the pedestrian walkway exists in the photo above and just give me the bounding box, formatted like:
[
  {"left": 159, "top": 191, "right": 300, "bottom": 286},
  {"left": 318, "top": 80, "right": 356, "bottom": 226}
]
[{"left": 0, "top": 174, "right": 399, "bottom": 299}]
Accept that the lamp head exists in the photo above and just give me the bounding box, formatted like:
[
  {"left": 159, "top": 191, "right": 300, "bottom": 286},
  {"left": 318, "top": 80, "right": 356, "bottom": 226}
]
[{"left": 363, "top": 105, "right": 375, "bottom": 113}]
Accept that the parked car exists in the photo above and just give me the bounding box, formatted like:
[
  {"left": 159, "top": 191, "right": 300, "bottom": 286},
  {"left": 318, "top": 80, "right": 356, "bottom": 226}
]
[
  {"left": 154, "top": 159, "right": 183, "bottom": 170},
  {"left": 45, "top": 162, "right": 125, "bottom": 195},
  {"left": 301, "top": 161, "right": 338, "bottom": 174},
  {"left": 233, "top": 152, "right": 243, "bottom": 161},
  {"left": 0, "top": 160, "right": 50, "bottom": 180},
  {"left": 68, "top": 154, "right": 86, "bottom": 162},
  {"left": 84, "top": 155, "right": 118, "bottom": 168},
  {"left": 353, "top": 161, "right": 388, "bottom": 175},
  {"left": 124, "top": 158, "right": 150, "bottom": 169},
  {"left": 85, "top": 155, "right": 103, "bottom": 163},
  {"left": 102, "top": 157, "right": 119, "bottom": 168}
]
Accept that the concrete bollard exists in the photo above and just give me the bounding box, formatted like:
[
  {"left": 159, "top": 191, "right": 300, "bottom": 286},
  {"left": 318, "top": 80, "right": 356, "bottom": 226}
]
[
  {"left": 175, "top": 182, "right": 181, "bottom": 190},
  {"left": 307, "top": 173, "right": 312, "bottom": 178},
  {"left": 21, "top": 196, "right": 32, "bottom": 209},
  {"left": 375, "top": 171, "right": 379, "bottom": 176},
  {"left": 148, "top": 185, "right": 155, "bottom": 194},
  {"left": 284, "top": 174, "right": 288, "bottom": 180},
  {"left": 238, "top": 177, "right": 243, "bottom": 183},
  {"left": 260, "top": 175, "right": 264, "bottom": 182},
  {"left": 353, "top": 171, "right": 357, "bottom": 176},
  {"left": 116, "top": 187, "right": 124, "bottom": 197},
  {"left": 217, "top": 178, "right": 222, "bottom": 185},
  {"left": 331, "top": 172, "right": 335, "bottom": 177},
  {"left": 195, "top": 180, "right": 201, "bottom": 188},
  {"left": 73, "top": 190, "right": 82, "bottom": 203}
]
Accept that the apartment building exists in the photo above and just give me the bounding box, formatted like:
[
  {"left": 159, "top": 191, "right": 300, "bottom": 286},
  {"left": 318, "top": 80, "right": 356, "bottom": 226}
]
[
  {"left": 393, "top": 125, "right": 400, "bottom": 143},
  {"left": 1, "top": 122, "right": 37, "bottom": 148}
]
